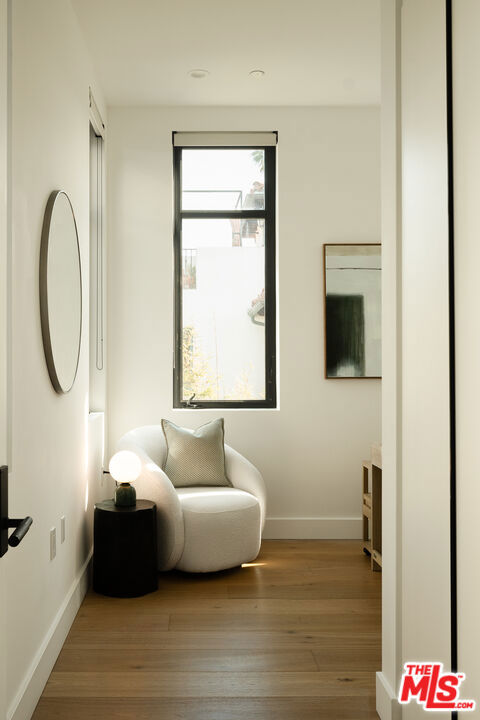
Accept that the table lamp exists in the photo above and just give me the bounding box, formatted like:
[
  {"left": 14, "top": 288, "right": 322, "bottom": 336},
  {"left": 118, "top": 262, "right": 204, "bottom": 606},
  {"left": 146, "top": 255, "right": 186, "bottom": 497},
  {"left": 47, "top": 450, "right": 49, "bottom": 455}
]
[{"left": 109, "top": 451, "right": 141, "bottom": 507}]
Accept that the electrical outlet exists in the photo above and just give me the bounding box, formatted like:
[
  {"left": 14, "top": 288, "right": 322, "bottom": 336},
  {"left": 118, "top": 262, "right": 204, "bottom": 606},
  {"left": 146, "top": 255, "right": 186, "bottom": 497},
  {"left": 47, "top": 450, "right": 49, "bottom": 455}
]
[
  {"left": 61, "top": 516, "right": 66, "bottom": 543},
  {"left": 50, "top": 527, "right": 56, "bottom": 560}
]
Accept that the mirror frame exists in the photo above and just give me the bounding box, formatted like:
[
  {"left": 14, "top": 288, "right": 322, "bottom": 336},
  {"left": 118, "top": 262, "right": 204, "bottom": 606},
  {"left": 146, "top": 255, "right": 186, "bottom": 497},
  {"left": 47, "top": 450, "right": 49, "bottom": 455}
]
[
  {"left": 323, "top": 242, "right": 381, "bottom": 380},
  {"left": 39, "top": 190, "right": 82, "bottom": 394}
]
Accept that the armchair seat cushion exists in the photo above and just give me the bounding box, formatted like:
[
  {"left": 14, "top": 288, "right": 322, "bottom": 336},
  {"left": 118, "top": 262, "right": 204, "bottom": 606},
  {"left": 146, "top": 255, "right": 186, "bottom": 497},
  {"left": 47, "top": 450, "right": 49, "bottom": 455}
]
[{"left": 176, "top": 487, "right": 261, "bottom": 573}]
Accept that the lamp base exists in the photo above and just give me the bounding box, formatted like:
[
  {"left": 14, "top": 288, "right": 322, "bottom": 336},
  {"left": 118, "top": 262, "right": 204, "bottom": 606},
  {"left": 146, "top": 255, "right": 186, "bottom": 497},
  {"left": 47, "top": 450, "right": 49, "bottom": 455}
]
[{"left": 114, "top": 483, "right": 136, "bottom": 507}]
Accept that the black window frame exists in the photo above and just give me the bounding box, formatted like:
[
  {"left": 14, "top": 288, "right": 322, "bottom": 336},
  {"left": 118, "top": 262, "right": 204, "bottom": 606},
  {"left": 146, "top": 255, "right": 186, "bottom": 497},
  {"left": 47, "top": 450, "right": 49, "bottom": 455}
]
[{"left": 173, "top": 142, "right": 277, "bottom": 409}]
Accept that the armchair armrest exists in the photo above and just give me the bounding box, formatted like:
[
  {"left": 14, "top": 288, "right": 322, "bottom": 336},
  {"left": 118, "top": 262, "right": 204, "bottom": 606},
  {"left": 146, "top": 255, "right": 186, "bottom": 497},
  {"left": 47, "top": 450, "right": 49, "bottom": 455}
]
[{"left": 225, "top": 444, "right": 266, "bottom": 530}]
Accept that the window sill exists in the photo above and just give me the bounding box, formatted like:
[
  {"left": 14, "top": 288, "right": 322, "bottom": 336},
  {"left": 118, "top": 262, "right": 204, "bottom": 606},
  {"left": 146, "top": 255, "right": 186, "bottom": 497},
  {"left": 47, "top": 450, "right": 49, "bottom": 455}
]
[{"left": 172, "top": 406, "right": 280, "bottom": 412}]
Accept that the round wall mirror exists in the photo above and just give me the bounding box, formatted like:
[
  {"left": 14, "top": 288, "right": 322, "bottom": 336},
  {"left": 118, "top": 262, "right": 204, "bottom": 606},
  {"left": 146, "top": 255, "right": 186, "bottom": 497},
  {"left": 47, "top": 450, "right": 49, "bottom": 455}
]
[{"left": 40, "top": 190, "right": 82, "bottom": 394}]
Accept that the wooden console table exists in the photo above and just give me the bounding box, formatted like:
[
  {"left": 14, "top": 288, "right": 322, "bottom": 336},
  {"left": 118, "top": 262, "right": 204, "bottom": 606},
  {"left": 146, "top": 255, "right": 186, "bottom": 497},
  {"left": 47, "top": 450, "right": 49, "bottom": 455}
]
[{"left": 362, "top": 443, "right": 382, "bottom": 572}]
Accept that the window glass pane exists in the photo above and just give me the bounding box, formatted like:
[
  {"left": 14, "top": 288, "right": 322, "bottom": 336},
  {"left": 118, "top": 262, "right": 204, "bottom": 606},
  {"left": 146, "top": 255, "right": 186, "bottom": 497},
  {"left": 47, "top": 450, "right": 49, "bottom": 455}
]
[
  {"left": 182, "top": 149, "right": 265, "bottom": 211},
  {"left": 182, "top": 249, "right": 197, "bottom": 289},
  {"left": 181, "top": 218, "right": 266, "bottom": 401}
]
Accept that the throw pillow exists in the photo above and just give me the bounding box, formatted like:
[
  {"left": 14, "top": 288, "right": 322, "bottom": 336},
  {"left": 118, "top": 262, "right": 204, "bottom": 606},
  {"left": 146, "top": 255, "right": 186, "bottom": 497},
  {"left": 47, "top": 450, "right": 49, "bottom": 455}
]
[{"left": 161, "top": 417, "right": 231, "bottom": 488}]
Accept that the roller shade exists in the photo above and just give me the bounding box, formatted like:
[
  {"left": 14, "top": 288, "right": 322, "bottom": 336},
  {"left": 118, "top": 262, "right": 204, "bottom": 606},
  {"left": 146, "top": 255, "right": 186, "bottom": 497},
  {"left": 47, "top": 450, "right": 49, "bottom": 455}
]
[{"left": 173, "top": 131, "right": 277, "bottom": 147}]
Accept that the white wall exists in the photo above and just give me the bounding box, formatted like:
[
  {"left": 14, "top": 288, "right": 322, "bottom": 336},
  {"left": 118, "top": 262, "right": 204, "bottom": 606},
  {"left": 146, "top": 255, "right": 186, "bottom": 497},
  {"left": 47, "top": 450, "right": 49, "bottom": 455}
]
[
  {"left": 401, "top": 5, "right": 451, "bottom": 707},
  {"left": 107, "top": 105, "right": 381, "bottom": 537},
  {"left": 5, "top": 1, "right": 108, "bottom": 717},
  {"left": 377, "top": 1, "right": 403, "bottom": 718},
  {"left": 379, "top": 6, "right": 452, "bottom": 719},
  {"left": 453, "top": 0, "right": 480, "bottom": 711}
]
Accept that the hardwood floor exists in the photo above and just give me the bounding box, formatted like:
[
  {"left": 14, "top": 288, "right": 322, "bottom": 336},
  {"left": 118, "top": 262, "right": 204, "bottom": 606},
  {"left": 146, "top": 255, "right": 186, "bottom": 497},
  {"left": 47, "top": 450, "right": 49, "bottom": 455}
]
[{"left": 32, "top": 540, "right": 381, "bottom": 719}]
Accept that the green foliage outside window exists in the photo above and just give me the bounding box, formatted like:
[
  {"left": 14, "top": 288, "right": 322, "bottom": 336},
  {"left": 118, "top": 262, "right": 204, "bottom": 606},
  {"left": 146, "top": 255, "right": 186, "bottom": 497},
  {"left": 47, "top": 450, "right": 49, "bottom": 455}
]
[{"left": 182, "top": 326, "right": 217, "bottom": 400}]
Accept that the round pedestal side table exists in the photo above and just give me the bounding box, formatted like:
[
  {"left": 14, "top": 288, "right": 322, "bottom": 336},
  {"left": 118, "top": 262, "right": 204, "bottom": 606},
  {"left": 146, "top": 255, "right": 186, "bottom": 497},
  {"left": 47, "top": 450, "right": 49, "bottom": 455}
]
[{"left": 93, "top": 499, "right": 158, "bottom": 597}]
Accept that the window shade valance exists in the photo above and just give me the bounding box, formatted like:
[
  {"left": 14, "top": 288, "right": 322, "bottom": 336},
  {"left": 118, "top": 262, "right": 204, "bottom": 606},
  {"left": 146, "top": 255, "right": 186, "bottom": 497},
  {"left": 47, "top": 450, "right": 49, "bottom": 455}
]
[{"left": 172, "top": 131, "right": 277, "bottom": 147}]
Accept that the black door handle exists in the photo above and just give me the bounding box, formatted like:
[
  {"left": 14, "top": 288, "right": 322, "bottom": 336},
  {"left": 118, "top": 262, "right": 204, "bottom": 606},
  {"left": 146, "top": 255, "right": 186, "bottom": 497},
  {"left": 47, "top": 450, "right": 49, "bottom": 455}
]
[
  {"left": 8, "top": 517, "right": 33, "bottom": 547},
  {"left": 0, "top": 465, "right": 33, "bottom": 557}
]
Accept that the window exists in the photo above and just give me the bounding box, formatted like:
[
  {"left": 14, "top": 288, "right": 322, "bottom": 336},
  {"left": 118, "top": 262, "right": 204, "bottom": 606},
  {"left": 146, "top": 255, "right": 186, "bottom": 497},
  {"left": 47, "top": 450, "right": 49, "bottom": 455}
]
[
  {"left": 89, "top": 119, "right": 106, "bottom": 412},
  {"left": 173, "top": 134, "right": 277, "bottom": 408}
]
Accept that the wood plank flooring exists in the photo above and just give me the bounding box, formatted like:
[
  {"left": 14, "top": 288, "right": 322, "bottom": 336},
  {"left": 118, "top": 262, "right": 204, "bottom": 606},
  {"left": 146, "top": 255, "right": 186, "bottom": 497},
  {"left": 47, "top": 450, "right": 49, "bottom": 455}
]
[{"left": 32, "top": 540, "right": 381, "bottom": 719}]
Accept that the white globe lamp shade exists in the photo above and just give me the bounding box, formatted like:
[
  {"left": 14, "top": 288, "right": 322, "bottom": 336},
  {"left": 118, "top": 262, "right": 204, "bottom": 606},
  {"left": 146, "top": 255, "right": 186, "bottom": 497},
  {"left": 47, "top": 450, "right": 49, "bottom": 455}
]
[{"left": 109, "top": 451, "right": 141, "bottom": 484}]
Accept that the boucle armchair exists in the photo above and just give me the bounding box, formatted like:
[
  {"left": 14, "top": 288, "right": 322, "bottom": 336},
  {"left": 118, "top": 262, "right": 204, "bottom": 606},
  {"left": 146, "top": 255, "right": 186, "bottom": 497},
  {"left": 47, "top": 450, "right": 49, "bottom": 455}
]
[{"left": 117, "top": 425, "right": 266, "bottom": 573}]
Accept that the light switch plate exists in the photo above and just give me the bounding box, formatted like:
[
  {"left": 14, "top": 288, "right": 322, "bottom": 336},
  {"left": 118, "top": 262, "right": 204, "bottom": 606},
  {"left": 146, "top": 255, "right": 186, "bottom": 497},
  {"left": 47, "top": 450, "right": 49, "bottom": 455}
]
[{"left": 61, "top": 516, "right": 65, "bottom": 544}]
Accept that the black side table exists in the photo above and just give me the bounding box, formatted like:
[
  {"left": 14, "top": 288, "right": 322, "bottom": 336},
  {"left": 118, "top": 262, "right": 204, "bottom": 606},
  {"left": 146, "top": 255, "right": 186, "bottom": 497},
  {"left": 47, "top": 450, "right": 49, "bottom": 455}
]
[{"left": 93, "top": 499, "right": 158, "bottom": 597}]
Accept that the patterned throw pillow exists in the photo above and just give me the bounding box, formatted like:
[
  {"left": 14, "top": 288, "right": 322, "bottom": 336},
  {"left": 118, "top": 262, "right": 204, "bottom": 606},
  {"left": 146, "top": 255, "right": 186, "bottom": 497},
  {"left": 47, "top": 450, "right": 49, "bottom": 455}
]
[{"left": 161, "top": 418, "right": 231, "bottom": 488}]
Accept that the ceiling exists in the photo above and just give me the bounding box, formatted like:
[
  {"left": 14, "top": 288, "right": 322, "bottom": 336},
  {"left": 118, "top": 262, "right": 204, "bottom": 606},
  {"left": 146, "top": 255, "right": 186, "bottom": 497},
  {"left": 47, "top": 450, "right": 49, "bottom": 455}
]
[{"left": 72, "top": 0, "right": 380, "bottom": 107}]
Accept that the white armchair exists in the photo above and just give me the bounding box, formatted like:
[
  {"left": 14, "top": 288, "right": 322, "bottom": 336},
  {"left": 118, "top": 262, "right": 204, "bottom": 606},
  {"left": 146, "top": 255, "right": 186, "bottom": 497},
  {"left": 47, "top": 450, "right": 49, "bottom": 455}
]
[{"left": 117, "top": 425, "right": 266, "bottom": 573}]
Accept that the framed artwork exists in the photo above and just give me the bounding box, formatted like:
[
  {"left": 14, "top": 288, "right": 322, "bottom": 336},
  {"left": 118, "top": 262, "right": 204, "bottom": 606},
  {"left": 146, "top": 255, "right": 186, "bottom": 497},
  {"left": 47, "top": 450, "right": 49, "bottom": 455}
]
[{"left": 323, "top": 243, "right": 381, "bottom": 379}]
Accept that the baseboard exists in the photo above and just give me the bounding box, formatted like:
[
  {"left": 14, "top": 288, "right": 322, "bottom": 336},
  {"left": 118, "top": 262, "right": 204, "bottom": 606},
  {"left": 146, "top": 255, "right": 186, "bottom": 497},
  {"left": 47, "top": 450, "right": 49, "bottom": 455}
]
[
  {"left": 7, "top": 551, "right": 92, "bottom": 720},
  {"left": 262, "top": 516, "right": 362, "bottom": 539},
  {"left": 376, "top": 671, "right": 401, "bottom": 720}
]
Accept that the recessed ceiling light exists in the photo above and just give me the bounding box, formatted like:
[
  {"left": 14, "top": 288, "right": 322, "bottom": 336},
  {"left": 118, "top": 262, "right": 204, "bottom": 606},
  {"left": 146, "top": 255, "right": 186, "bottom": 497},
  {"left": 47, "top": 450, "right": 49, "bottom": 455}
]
[
  {"left": 249, "top": 69, "right": 265, "bottom": 78},
  {"left": 188, "top": 69, "right": 209, "bottom": 79}
]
